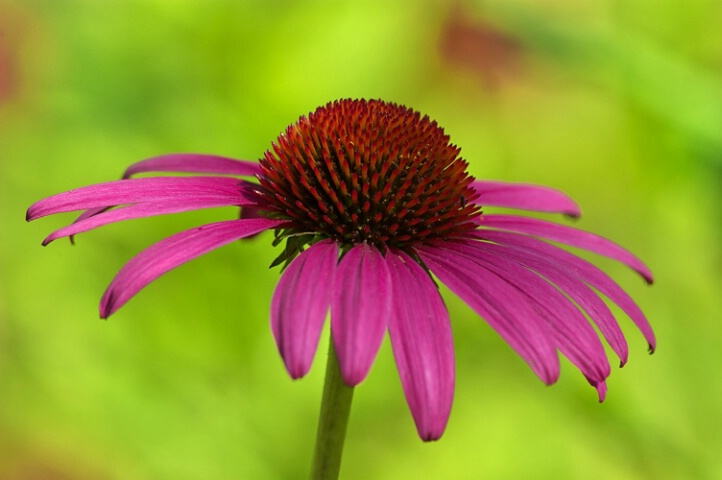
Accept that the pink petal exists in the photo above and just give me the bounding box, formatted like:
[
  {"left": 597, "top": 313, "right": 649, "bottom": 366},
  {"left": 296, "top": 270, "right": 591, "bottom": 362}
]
[
  {"left": 331, "top": 244, "right": 392, "bottom": 386},
  {"left": 442, "top": 240, "right": 611, "bottom": 396},
  {"left": 43, "top": 197, "right": 262, "bottom": 245},
  {"left": 472, "top": 180, "right": 581, "bottom": 217},
  {"left": 100, "top": 218, "right": 283, "bottom": 318},
  {"left": 271, "top": 240, "right": 339, "bottom": 379},
  {"left": 27, "top": 177, "right": 255, "bottom": 221},
  {"left": 476, "top": 230, "right": 656, "bottom": 352},
  {"left": 477, "top": 214, "right": 654, "bottom": 283},
  {"left": 418, "top": 246, "right": 560, "bottom": 385},
  {"left": 466, "top": 237, "right": 629, "bottom": 365},
  {"left": 122, "top": 153, "right": 261, "bottom": 178},
  {"left": 387, "top": 249, "right": 454, "bottom": 441}
]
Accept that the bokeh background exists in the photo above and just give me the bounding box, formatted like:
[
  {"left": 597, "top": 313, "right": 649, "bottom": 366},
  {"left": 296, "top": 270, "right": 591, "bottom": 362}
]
[{"left": 2, "top": 0, "right": 721, "bottom": 478}]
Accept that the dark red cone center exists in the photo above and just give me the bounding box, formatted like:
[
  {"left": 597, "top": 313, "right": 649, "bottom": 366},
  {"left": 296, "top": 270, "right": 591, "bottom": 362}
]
[{"left": 256, "top": 99, "right": 480, "bottom": 250}]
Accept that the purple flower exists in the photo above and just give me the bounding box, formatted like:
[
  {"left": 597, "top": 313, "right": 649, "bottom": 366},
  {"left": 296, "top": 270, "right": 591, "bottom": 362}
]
[{"left": 27, "top": 99, "right": 655, "bottom": 441}]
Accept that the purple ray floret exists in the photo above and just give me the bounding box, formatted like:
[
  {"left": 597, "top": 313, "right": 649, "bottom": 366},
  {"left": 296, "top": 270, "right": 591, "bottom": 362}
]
[
  {"left": 387, "top": 249, "right": 454, "bottom": 441},
  {"left": 472, "top": 180, "right": 582, "bottom": 217},
  {"left": 27, "top": 176, "right": 254, "bottom": 221},
  {"left": 272, "top": 240, "right": 339, "bottom": 379},
  {"left": 100, "top": 218, "right": 283, "bottom": 318},
  {"left": 331, "top": 243, "right": 393, "bottom": 386},
  {"left": 121, "top": 153, "right": 262, "bottom": 178}
]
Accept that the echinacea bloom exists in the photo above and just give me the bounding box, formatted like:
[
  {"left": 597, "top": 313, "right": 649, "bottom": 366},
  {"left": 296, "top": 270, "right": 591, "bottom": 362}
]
[{"left": 27, "top": 99, "right": 654, "bottom": 441}]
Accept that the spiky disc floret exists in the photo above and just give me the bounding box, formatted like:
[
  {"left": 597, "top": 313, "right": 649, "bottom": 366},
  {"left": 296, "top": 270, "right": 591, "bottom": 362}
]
[{"left": 256, "top": 99, "right": 481, "bottom": 251}]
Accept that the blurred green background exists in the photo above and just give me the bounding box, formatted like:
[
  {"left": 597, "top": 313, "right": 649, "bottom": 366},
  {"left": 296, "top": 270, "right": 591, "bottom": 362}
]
[{"left": 2, "top": 0, "right": 721, "bottom": 478}]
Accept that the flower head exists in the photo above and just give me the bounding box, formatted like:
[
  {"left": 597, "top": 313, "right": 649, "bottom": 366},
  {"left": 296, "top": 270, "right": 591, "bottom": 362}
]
[{"left": 27, "top": 99, "right": 655, "bottom": 441}]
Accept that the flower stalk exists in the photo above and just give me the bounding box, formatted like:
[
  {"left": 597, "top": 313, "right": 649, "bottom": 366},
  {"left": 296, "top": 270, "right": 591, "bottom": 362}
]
[{"left": 310, "top": 337, "right": 355, "bottom": 480}]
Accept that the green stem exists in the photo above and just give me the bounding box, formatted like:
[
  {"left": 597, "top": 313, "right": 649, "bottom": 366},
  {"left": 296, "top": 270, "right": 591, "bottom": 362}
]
[{"left": 309, "top": 338, "right": 355, "bottom": 480}]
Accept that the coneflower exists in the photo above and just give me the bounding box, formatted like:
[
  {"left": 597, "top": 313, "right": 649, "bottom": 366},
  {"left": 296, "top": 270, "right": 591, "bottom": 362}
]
[{"left": 27, "top": 99, "right": 654, "bottom": 478}]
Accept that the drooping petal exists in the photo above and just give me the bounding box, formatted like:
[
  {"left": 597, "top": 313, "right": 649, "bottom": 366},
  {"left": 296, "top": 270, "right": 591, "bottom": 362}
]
[
  {"left": 43, "top": 197, "right": 263, "bottom": 245},
  {"left": 387, "top": 249, "right": 454, "bottom": 441},
  {"left": 472, "top": 180, "right": 581, "bottom": 217},
  {"left": 99, "top": 218, "right": 283, "bottom": 318},
  {"left": 331, "top": 243, "right": 392, "bottom": 386},
  {"left": 475, "top": 230, "right": 656, "bottom": 352},
  {"left": 464, "top": 236, "right": 629, "bottom": 365},
  {"left": 476, "top": 214, "right": 654, "bottom": 283},
  {"left": 440, "top": 240, "right": 611, "bottom": 398},
  {"left": 122, "top": 153, "right": 262, "bottom": 178},
  {"left": 27, "top": 177, "right": 255, "bottom": 221},
  {"left": 418, "top": 246, "right": 560, "bottom": 385},
  {"left": 271, "top": 240, "right": 338, "bottom": 379}
]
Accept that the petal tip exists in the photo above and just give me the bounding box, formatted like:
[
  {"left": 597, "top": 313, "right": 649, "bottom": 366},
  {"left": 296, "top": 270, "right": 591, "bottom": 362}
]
[
  {"left": 415, "top": 418, "right": 449, "bottom": 443},
  {"left": 563, "top": 207, "right": 582, "bottom": 218},
  {"left": 638, "top": 265, "right": 654, "bottom": 284},
  {"left": 277, "top": 347, "right": 314, "bottom": 380},
  {"left": 540, "top": 367, "right": 560, "bottom": 386},
  {"left": 286, "top": 364, "right": 310, "bottom": 380},
  {"left": 596, "top": 382, "right": 608, "bottom": 403},
  {"left": 585, "top": 376, "right": 608, "bottom": 402},
  {"left": 99, "top": 292, "right": 118, "bottom": 319},
  {"left": 420, "top": 432, "right": 443, "bottom": 442},
  {"left": 618, "top": 352, "right": 629, "bottom": 368},
  {"left": 339, "top": 369, "right": 366, "bottom": 387}
]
